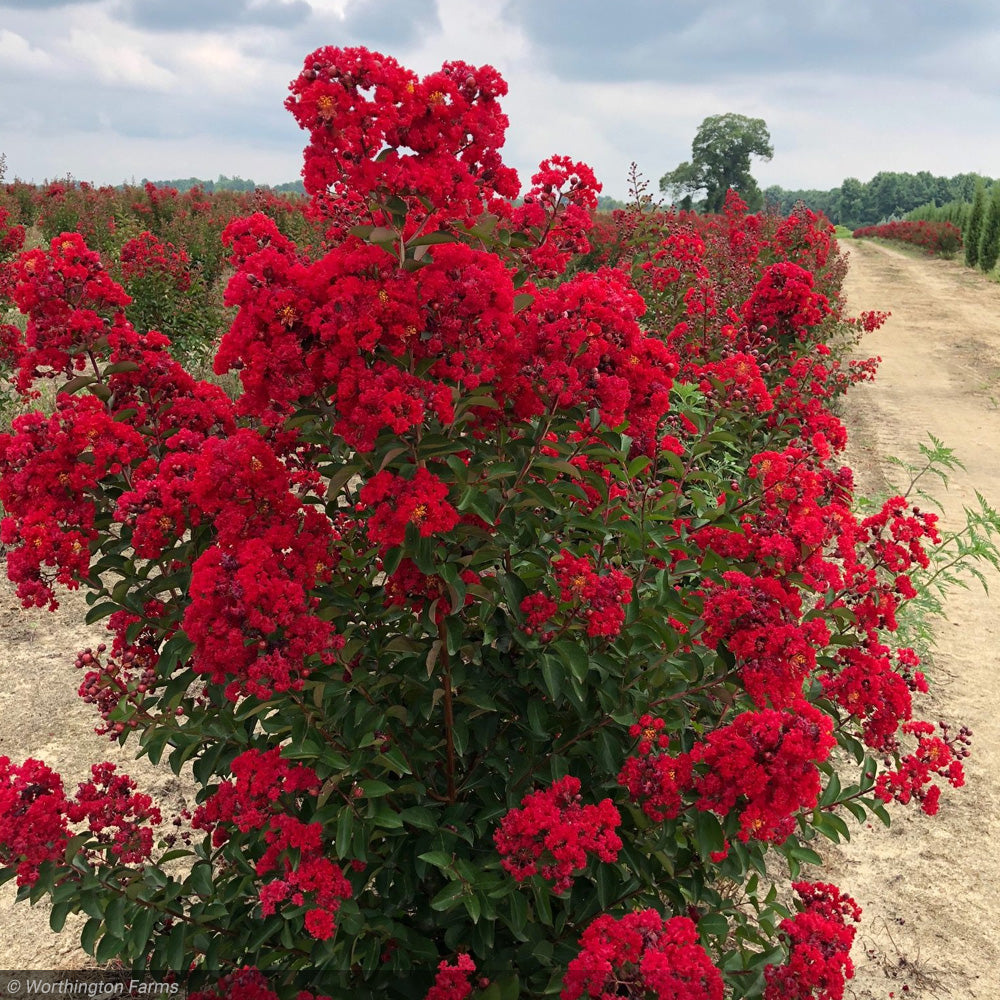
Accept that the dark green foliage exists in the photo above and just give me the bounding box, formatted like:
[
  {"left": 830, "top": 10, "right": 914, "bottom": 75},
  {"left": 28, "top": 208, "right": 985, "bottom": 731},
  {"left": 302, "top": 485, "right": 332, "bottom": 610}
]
[
  {"left": 766, "top": 171, "right": 996, "bottom": 230},
  {"left": 977, "top": 183, "right": 1000, "bottom": 273},
  {"left": 964, "top": 182, "right": 987, "bottom": 268}
]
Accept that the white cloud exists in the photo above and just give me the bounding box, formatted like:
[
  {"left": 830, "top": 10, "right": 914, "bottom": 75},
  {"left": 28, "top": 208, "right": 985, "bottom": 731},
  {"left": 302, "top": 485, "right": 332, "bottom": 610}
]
[
  {"left": 0, "top": 28, "right": 54, "bottom": 71},
  {"left": 64, "top": 22, "right": 176, "bottom": 90}
]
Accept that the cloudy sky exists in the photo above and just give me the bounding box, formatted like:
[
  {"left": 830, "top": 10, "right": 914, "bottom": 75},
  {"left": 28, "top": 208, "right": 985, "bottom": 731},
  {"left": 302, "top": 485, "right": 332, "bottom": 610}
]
[{"left": 1, "top": 0, "right": 998, "bottom": 200}]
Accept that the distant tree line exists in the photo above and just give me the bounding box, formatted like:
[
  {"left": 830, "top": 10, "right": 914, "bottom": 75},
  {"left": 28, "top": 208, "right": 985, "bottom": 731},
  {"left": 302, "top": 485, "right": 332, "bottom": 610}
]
[
  {"left": 764, "top": 171, "right": 996, "bottom": 230},
  {"left": 140, "top": 174, "right": 307, "bottom": 195}
]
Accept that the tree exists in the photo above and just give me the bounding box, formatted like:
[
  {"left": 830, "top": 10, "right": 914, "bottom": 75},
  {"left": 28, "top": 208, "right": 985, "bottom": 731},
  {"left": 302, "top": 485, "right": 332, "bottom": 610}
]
[
  {"left": 660, "top": 113, "right": 773, "bottom": 213},
  {"left": 977, "top": 183, "right": 1000, "bottom": 273},
  {"left": 964, "top": 180, "right": 987, "bottom": 268},
  {"left": 837, "top": 177, "right": 867, "bottom": 229}
]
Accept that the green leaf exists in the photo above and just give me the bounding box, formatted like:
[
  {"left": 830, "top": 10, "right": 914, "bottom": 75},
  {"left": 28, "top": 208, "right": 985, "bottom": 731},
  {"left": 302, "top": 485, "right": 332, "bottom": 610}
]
[
  {"left": 59, "top": 374, "right": 96, "bottom": 394},
  {"left": 49, "top": 900, "right": 72, "bottom": 933},
  {"left": 429, "top": 881, "right": 465, "bottom": 912},
  {"left": 842, "top": 800, "right": 867, "bottom": 823},
  {"left": 552, "top": 640, "right": 590, "bottom": 683},
  {"left": 95, "top": 933, "right": 124, "bottom": 965},
  {"left": 816, "top": 811, "right": 851, "bottom": 843},
  {"left": 104, "top": 895, "right": 126, "bottom": 939},
  {"left": 497, "top": 975, "right": 521, "bottom": 1000},
  {"left": 533, "top": 884, "right": 553, "bottom": 927},
  {"left": 698, "top": 912, "right": 729, "bottom": 939},
  {"left": 506, "top": 890, "right": 529, "bottom": 939},
  {"left": 360, "top": 779, "right": 394, "bottom": 798},
  {"left": 540, "top": 657, "right": 563, "bottom": 702},
  {"left": 128, "top": 905, "right": 158, "bottom": 957},
  {"left": 80, "top": 916, "right": 102, "bottom": 955},
  {"left": 370, "top": 802, "right": 403, "bottom": 829},
  {"left": 417, "top": 851, "right": 454, "bottom": 871},
  {"left": 84, "top": 602, "right": 119, "bottom": 625},
  {"left": 526, "top": 699, "right": 547, "bottom": 737},
  {"left": 189, "top": 862, "right": 214, "bottom": 897},
  {"left": 692, "top": 810, "right": 725, "bottom": 860},
  {"left": 336, "top": 809, "right": 353, "bottom": 858},
  {"left": 819, "top": 771, "right": 842, "bottom": 808},
  {"left": 463, "top": 892, "right": 482, "bottom": 923},
  {"left": 407, "top": 232, "right": 457, "bottom": 247},
  {"left": 165, "top": 922, "right": 187, "bottom": 971},
  {"left": 399, "top": 806, "right": 439, "bottom": 831}
]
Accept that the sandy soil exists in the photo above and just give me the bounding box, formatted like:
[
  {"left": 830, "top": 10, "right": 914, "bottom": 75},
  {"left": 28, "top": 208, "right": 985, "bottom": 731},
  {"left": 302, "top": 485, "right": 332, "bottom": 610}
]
[{"left": 1, "top": 237, "right": 999, "bottom": 991}]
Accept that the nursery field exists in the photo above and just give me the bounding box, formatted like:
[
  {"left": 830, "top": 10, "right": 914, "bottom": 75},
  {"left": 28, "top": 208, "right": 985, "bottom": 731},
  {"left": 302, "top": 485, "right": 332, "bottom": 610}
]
[{"left": 1, "top": 236, "right": 998, "bottom": 995}]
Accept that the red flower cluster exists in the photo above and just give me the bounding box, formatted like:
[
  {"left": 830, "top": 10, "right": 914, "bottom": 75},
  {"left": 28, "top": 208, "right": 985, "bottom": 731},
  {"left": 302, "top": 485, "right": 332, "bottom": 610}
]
[
  {"left": 619, "top": 701, "right": 834, "bottom": 844},
  {"left": 187, "top": 967, "right": 331, "bottom": 1000},
  {"left": 0, "top": 757, "right": 160, "bottom": 885},
  {"left": 700, "top": 571, "right": 830, "bottom": 709},
  {"left": 360, "top": 468, "right": 460, "bottom": 551},
  {"left": 521, "top": 549, "right": 632, "bottom": 640},
  {"left": 741, "top": 262, "right": 831, "bottom": 341},
  {"left": 424, "top": 954, "right": 478, "bottom": 1000},
  {"left": 383, "top": 557, "right": 480, "bottom": 621},
  {"left": 510, "top": 156, "right": 599, "bottom": 276},
  {"left": 0, "top": 394, "right": 145, "bottom": 608},
  {"left": 689, "top": 701, "right": 835, "bottom": 843},
  {"left": 65, "top": 762, "right": 162, "bottom": 864},
  {"left": 561, "top": 910, "right": 723, "bottom": 1000},
  {"left": 496, "top": 269, "right": 676, "bottom": 449},
  {"left": 0, "top": 203, "right": 26, "bottom": 298},
  {"left": 286, "top": 46, "right": 519, "bottom": 231},
  {"left": 494, "top": 775, "right": 622, "bottom": 893},
  {"left": 184, "top": 537, "right": 343, "bottom": 701},
  {"left": 763, "top": 882, "right": 862, "bottom": 1000},
  {"left": 874, "top": 720, "right": 968, "bottom": 815},
  {"left": 6, "top": 232, "right": 131, "bottom": 392},
  {"left": 192, "top": 748, "right": 353, "bottom": 941},
  {"left": 618, "top": 715, "right": 692, "bottom": 823},
  {"left": 0, "top": 757, "right": 70, "bottom": 886}
]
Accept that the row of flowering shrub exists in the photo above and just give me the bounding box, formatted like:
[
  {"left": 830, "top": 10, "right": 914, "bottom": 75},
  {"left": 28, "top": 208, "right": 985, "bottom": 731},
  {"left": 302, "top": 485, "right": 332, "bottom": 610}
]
[
  {"left": 852, "top": 219, "right": 963, "bottom": 255},
  {"left": 0, "top": 178, "right": 325, "bottom": 363},
  {"left": 0, "top": 46, "right": 968, "bottom": 1000}
]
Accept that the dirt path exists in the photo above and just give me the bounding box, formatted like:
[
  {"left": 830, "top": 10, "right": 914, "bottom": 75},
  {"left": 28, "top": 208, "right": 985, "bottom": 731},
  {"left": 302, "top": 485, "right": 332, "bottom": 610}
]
[
  {"left": 830, "top": 239, "right": 1000, "bottom": 998},
  {"left": 1, "top": 238, "right": 999, "bottom": 991}
]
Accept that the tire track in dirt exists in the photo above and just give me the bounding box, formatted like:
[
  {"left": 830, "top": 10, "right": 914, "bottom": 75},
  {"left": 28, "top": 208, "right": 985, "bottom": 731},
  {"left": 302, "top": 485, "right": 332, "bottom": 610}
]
[{"left": 828, "top": 239, "right": 1000, "bottom": 999}]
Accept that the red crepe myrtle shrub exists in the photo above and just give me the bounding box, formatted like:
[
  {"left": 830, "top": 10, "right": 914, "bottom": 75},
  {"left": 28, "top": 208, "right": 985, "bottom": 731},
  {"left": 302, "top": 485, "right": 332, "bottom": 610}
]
[
  {"left": 853, "top": 219, "right": 962, "bottom": 256},
  {"left": 0, "top": 46, "right": 972, "bottom": 1000},
  {"left": 112, "top": 230, "right": 226, "bottom": 362}
]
